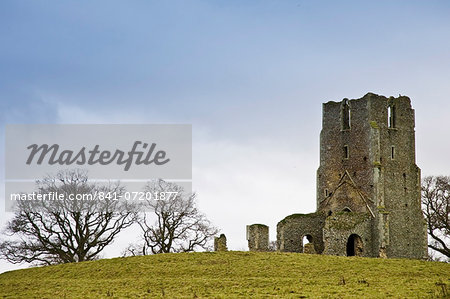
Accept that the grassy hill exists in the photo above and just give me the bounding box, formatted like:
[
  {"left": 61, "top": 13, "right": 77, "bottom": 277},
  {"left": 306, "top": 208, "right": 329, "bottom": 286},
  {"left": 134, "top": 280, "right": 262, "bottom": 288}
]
[{"left": 0, "top": 251, "right": 448, "bottom": 298}]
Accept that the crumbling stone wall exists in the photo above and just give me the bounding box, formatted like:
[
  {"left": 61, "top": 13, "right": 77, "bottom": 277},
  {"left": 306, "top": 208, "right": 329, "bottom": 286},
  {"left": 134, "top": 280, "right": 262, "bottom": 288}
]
[
  {"left": 214, "top": 234, "right": 228, "bottom": 252},
  {"left": 366, "top": 95, "right": 428, "bottom": 258},
  {"left": 322, "top": 212, "right": 373, "bottom": 257},
  {"left": 247, "top": 224, "right": 269, "bottom": 251},
  {"left": 277, "top": 213, "right": 326, "bottom": 253},
  {"left": 317, "top": 98, "right": 374, "bottom": 215}
]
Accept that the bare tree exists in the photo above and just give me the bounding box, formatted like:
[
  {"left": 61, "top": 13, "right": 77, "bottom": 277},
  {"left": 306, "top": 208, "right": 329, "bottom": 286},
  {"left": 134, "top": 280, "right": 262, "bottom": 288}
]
[
  {"left": 126, "top": 179, "right": 218, "bottom": 255},
  {"left": 0, "top": 169, "right": 138, "bottom": 265},
  {"left": 421, "top": 175, "right": 450, "bottom": 258}
]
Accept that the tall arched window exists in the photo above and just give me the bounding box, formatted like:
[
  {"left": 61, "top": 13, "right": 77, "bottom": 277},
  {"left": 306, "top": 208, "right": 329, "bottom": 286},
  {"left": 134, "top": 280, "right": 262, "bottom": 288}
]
[
  {"left": 388, "top": 105, "right": 396, "bottom": 128},
  {"left": 342, "top": 99, "right": 350, "bottom": 130}
]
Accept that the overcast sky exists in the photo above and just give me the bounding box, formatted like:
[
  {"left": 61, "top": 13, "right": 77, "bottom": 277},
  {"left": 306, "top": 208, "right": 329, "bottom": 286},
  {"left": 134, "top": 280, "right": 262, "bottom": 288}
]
[{"left": 1, "top": 0, "right": 450, "bottom": 272}]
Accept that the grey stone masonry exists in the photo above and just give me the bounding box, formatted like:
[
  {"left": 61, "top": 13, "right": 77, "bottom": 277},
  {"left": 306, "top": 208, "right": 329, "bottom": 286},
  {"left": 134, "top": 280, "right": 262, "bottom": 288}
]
[
  {"left": 275, "top": 93, "right": 428, "bottom": 259},
  {"left": 214, "top": 234, "right": 228, "bottom": 252},
  {"left": 247, "top": 224, "right": 269, "bottom": 251}
]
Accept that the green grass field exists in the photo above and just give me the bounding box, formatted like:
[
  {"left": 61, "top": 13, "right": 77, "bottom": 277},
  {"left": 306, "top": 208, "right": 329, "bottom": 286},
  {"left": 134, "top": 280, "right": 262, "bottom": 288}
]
[{"left": 0, "top": 251, "right": 448, "bottom": 298}]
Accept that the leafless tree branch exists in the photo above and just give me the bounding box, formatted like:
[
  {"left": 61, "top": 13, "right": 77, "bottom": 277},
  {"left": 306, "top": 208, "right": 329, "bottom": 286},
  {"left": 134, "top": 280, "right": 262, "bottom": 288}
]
[
  {"left": 124, "top": 179, "right": 218, "bottom": 255},
  {"left": 0, "top": 169, "right": 138, "bottom": 265},
  {"left": 421, "top": 175, "right": 450, "bottom": 258}
]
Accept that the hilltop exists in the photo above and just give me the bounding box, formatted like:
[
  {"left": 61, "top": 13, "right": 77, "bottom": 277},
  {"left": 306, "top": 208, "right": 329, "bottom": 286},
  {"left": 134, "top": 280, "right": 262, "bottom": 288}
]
[{"left": 0, "top": 251, "right": 448, "bottom": 298}]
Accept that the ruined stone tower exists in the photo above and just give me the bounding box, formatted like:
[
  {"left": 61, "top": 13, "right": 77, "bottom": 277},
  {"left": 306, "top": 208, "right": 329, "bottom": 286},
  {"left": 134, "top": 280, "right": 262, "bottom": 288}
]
[{"left": 276, "top": 93, "right": 428, "bottom": 259}]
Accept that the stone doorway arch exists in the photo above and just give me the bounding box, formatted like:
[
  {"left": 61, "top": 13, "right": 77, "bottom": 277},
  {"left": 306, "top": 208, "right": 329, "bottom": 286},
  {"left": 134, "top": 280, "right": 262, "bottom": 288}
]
[{"left": 346, "top": 234, "right": 363, "bottom": 256}]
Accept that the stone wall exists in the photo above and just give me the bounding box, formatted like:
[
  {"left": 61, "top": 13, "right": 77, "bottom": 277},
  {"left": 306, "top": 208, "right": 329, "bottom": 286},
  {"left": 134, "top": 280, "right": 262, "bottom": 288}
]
[
  {"left": 317, "top": 97, "right": 374, "bottom": 214},
  {"left": 247, "top": 224, "right": 269, "bottom": 251},
  {"left": 322, "top": 212, "right": 373, "bottom": 257},
  {"left": 277, "top": 213, "right": 326, "bottom": 253},
  {"left": 214, "top": 234, "right": 228, "bottom": 252}
]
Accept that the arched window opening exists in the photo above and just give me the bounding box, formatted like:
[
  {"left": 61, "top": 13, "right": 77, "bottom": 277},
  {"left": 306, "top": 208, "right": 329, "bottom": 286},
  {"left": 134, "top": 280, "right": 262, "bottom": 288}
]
[
  {"left": 342, "top": 99, "right": 351, "bottom": 130},
  {"left": 388, "top": 105, "right": 396, "bottom": 128},
  {"left": 302, "top": 235, "right": 315, "bottom": 254}
]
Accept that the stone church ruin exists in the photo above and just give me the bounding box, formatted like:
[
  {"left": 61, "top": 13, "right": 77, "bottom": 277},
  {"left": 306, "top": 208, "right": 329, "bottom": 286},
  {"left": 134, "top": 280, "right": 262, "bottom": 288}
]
[{"left": 247, "top": 93, "right": 428, "bottom": 259}]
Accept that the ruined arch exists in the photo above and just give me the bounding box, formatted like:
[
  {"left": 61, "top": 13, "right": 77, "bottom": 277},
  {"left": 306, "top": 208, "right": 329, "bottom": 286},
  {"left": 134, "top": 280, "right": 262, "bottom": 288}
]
[
  {"left": 302, "top": 234, "right": 316, "bottom": 254},
  {"left": 346, "top": 234, "right": 363, "bottom": 256}
]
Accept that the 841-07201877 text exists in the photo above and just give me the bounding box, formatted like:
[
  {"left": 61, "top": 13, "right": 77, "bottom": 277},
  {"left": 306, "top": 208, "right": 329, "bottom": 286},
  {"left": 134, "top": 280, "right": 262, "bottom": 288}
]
[
  {"left": 9, "top": 191, "right": 179, "bottom": 201},
  {"left": 95, "top": 191, "right": 179, "bottom": 201}
]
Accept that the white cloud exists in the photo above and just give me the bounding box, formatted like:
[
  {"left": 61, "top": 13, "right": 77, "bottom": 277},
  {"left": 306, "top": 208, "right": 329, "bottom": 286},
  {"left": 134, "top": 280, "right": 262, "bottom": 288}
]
[
  {"left": 192, "top": 135, "right": 317, "bottom": 250},
  {"left": 53, "top": 100, "right": 320, "bottom": 250}
]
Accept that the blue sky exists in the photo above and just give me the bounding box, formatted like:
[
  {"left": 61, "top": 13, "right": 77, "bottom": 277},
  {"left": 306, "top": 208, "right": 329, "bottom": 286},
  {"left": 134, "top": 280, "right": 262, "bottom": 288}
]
[{"left": 1, "top": 0, "right": 450, "bottom": 271}]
